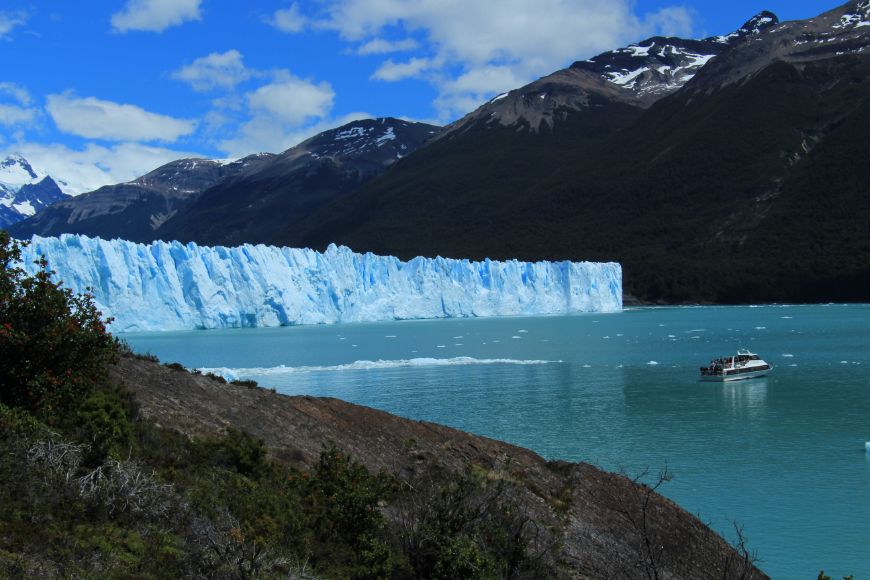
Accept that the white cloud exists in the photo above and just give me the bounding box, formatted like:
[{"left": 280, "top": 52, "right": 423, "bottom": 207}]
[
  {"left": 215, "top": 69, "right": 371, "bottom": 157},
  {"left": 319, "top": 0, "right": 696, "bottom": 120},
  {"left": 0, "top": 104, "right": 37, "bottom": 126},
  {"left": 111, "top": 0, "right": 202, "bottom": 33},
  {"left": 646, "top": 6, "right": 695, "bottom": 39},
  {"left": 246, "top": 73, "right": 335, "bottom": 125},
  {"left": 371, "top": 57, "right": 431, "bottom": 81},
  {"left": 219, "top": 111, "right": 372, "bottom": 159},
  {"left": 357, "top": 37, "right": 419, "bottom": 55},
  {"left": 0, "top": 82, "right": 37, "bottom": 127},
  {"left": 6, "top": 142, "right": 201, "bottom": 194},
  {"left": 0, "top": 11, "right": 27, "bottom": 38},
  {"left": 269, "top": 3, "right": 307, "bottom": 33},
  {"left": 172, "top": 49, "right": 255, "bottom": 92},
  {"left": 0, "top": 82, "right": 31, "bottom": 105},
  {"left": 46, "top": 93, "right": 197, "bottom": 143},
  {"left": 433, "top": 65, "right": 525, "bottom": 116}
]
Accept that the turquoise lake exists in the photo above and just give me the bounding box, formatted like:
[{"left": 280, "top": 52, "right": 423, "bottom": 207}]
[{"left": 124, "top": 304, "right": 870, "bottom": 578}]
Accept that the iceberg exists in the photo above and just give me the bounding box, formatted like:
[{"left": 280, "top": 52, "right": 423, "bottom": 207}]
[{"left": 17, "top": 234, "right": 622, "bottom": 332}]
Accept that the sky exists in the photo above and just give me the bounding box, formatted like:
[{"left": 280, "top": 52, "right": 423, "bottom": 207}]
[{"left": 0, "top": 0, "right": 843, "bottom": 193}]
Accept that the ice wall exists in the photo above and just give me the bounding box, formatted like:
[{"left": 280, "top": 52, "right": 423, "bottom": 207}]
[{"left": 18, "top": 234, "right": 622, "bottom": 332}]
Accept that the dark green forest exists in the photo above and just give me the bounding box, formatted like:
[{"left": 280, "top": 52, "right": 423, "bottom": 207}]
[{"left": 291, "top": 58, "right": 870, "bottom": 304}]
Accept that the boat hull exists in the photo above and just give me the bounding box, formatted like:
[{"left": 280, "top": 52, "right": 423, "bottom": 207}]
[{"left": 700, "top": 368, "right": 770, "bottom": 382}]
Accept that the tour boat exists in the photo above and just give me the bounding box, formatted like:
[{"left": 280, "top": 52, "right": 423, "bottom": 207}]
[{"left": 699, "top": 349, "right": 771, "bottom": 382}]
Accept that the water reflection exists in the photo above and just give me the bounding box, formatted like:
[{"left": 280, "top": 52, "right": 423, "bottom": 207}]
[{"left": 719, "top": 378, "right": 768, "bottom": 419}]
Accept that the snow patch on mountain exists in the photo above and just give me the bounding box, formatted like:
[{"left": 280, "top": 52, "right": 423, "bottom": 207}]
[
  {"left": 834, "top": 1, "right": 870, "bottom": 29},
  {"left": 0, "top": 155, "right": 71, "bottom": 227},
  {"left": 304, "top": 119, "right": 430, "bottom": 159},
  {"left": 18, "top": 234, "right": 623, "bottom": 332},
  {"left": 579, "top": 11, "right": 780, "bottom": 98}
]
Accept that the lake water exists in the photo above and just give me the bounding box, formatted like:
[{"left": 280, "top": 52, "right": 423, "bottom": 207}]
[{"left": 124, "top": 304, "right": 870, "bottom": 578}]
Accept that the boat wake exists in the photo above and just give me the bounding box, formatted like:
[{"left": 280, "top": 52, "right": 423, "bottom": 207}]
[{"left": 201, "top": 357, "right": 562, "bottom": 380}]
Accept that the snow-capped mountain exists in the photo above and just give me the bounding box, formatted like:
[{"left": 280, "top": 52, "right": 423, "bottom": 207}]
[
  {"left": 144, "top": 117, "right": 441, "bottom": 247},
  {"left": 11, "top": 118, "right": 440, "bottom": 245},
  {"left": 682, "top": 0, "right": 870, "bottom": 94},
  {"left": 9, "top": 153, "right": 275, "bottom": 242},
  {"left": 572, "top": 12, "right": 779, "bottom": 99},
  {"left": 0, "top": 155, "right": 71, "bottom": 228},
  {"left": 285, "top": 1, "right": 870, "bottom": 304},
  {"left": 446, "top": 12, "right": 779, "bottom": 133}
]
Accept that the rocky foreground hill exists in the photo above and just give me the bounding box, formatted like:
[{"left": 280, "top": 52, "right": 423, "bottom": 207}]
[{"left": 112, "top": 355, "right": 766, "bottom": 579}]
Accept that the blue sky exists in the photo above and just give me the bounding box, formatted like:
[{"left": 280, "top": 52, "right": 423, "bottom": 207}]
[{"left": 0, "top": 0, "right": 841, "bottom": 192}]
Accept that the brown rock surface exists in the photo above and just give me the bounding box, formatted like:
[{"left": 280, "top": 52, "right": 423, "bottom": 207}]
[{"left": 112, "top": 356, "right": 768, "bottom": 579}]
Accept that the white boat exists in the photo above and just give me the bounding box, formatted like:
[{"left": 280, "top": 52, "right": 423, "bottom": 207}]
[{"left": 700, "top": 349, "right": 772, "bottom": 382}]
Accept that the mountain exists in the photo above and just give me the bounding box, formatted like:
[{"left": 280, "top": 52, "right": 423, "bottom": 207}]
[
  {"left": 11, "top": 118, "right": 440, "bottom": 245},
  {"left": 287, "top": 1, "right": 870, "bottom": 304},
  {"left": 441, "top": 12, "right": 778, "bottom": 134},
  {"left": 9, "top": 154, "right": 276, "bottom": 242},
  {"left": 153, "top": 118, "right": 440, "bottom": 247},
  {"left": 0, "top": 155, "right": 70, "bottom": 228}
]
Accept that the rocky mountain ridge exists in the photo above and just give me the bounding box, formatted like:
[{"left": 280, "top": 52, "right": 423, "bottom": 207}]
[
  {"left": 285, "top": 0, "right": 870, "bottom": 303},
  {"left": 443, "top": 11, "right": 780, "bottom": 134},
  {"left": 0, "top": 155, "right": 70, "bottom": 228},
  {"left": 11, "top": 118, "right": 439, "bottom": 245},
  {"left": 8, "top": 154, "right": 276, "bottom": 241}
]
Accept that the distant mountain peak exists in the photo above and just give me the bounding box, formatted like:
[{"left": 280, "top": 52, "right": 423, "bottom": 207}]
[
  {"left": 299, "top": 117, "right": 440, "bottom": 161},
  {"left": 716, "top": 11, "right": 780, "bottom": 43},
  {"left": 833, "top": 0, "right": 870, "bottom": 29},
  {"left": 0, "top": 154, "right": 69, "bottom": 228},
  {"left": 448, "top": 9, "right": 784, "bottom": 135},
  {"left": 1, "top": 153, "right": 45, "bottom": 184}
]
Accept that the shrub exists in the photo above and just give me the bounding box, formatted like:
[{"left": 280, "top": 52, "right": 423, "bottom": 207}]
[
  {"left": 0, "top": 232, "right": 118, "bottom": 423},
  {"left": 75, "top": 389, "right": 134, "bottom": 465},
  {"left": 230, "top": 379, "right": 259, "bottom": 388}
]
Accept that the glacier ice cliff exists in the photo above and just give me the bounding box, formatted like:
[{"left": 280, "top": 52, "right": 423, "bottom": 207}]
[{"left": 18, "top": 234, "right": 622, "bottom": 332}]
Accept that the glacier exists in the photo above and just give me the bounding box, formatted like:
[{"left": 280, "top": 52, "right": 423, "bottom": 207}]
[{"left": 17, "top": 234, "right": 622, "bottom": 332}]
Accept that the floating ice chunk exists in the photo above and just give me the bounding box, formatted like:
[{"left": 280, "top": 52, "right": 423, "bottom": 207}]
[
  {"left": 782, "top": 354, "right": 794, "bottom": 358},
  {"left": 647, "top": 361, "right": 660, "bottom": 366}
]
